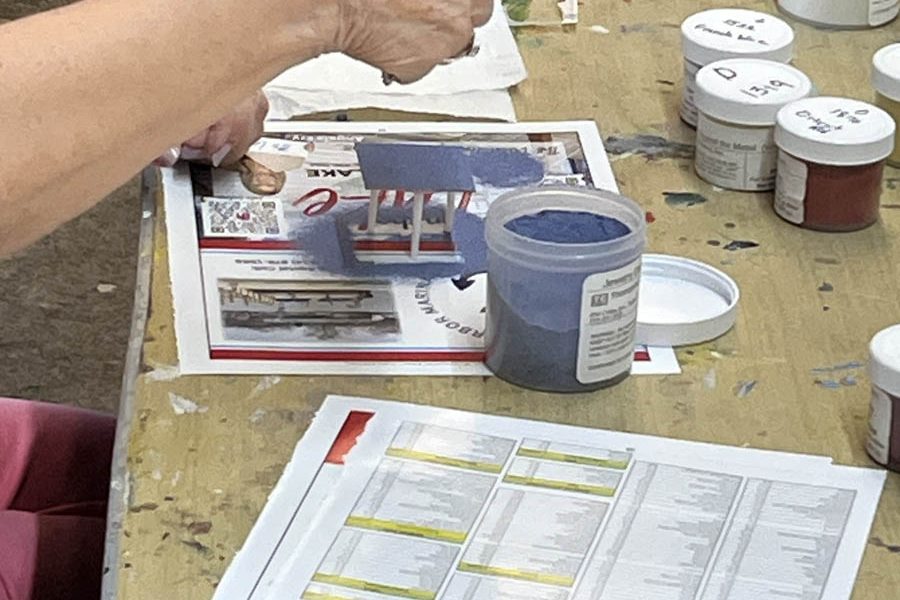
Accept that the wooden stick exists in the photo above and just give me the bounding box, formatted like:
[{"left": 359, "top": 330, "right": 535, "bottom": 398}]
[
  {"left": 411, "top": 191, "right": 425, "bottom": 259},
  {"left": 445, "top": 192, "right": 456, "bottom": 233},
  {"left": 366, "top": 189, "right": 380, "bottom": 232}
]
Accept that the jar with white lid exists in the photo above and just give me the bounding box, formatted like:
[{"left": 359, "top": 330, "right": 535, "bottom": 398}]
[
  {"left": 777, "top": 0, "right": 898, "bottom": 29},
  {"left": 873, "top": 44, "right": 900, "bottom": 167},
  {"left": 694, "top": 58, "right": 813, "bottom": 191},
  {"left": 773, "top": 97, "right": 896, "bottom": 232},
  {"left": 680, "top": 9, "right": 795, "bottom": 127},
  {"left": 867, "top": 325, "right": 900, "bottom": 472}
]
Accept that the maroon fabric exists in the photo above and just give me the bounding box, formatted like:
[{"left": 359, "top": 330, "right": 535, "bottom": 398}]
[
  {"left": 0, "top": 398, "right": 115, "bottom": 512},
  {"left": 0, "top": 512, "right": 105, "bottom": 600},
  {"left": 0, "top": 398, "right": 115, "bottom": 600}
]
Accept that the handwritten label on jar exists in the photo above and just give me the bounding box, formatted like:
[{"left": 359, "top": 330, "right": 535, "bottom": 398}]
[
  {"left": 577, "top": 259, "right": 641, "bottom": 384},
  {"left": 774, "top": 152, "right": 807, "bottom": 224},
  {"left": 867, "top": 387, "right": 893, "bottom": 465},
  {"left": 705, "top": 64, "right": 805, "bottom": 104},
  {"left": 777, "top": 98, "right": 895, "bottom": 152},
  {"left": 870, "top": 0, "right": 900, "bottom": 26},
  {"left": 794, "top": 107, "right": 872, "bottom": 135},
  {"left": 691, "top": 18, "right": 774, "bottom": 48},
  {"left": 683, "top": 10, "right": 794, "bottom": 57},
  {"left": 737, "top": 79, "right": 796, "bottom": 99}
]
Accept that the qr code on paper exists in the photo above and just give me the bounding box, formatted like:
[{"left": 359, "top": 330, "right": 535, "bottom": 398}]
[{"left": 201, "top": 197, "right": 286, "bottom": 239}]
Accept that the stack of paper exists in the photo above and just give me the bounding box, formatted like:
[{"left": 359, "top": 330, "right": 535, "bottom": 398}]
[
  {"left": 214, "top": 396, "right": 886, "bottom": 600},
  {"left": 264, "top": 0, "right": 527, "bottom": 122}
]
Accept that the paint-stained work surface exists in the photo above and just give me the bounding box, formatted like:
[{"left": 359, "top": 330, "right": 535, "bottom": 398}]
[{"left": 106, "top": 1, "right": 900, "bottom": 598}]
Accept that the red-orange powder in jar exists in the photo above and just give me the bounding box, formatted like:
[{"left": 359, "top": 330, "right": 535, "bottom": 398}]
[{"left": 773, "top": 97, "right": 896, "bottom": 232}]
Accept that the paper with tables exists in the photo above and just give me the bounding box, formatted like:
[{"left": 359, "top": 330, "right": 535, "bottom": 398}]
[
  {"left": 163, "top": 120, "right": 681, "bottom": 376},
  {"left": 214, "top": 396, "right": 884, "bottom": 600}
]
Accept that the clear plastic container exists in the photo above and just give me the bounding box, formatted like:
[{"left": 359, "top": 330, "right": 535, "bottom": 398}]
[{"left": 484, "top": 187, "right": 646, "bottom": 393}]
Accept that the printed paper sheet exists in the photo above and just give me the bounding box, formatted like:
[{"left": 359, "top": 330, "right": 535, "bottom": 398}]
[
  {"left": 214, "top": 397, "right": 884, "bottom": 600},
  {"left": 264, "top": 0, "right": 525, "bottom": 121},
  {"left": 164, "top": 121, "right": 681, "bottom": 376},
  {"left": 268, "top": 0, "right": 526, "bottom": 97}
]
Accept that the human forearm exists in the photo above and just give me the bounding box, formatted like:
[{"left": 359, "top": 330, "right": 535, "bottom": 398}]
[
  {"left": 0, "top": 0, "right": 492, "bottom": 256},
  {"left": 0, "top": 0, "right": 333, "bottom": 255}
]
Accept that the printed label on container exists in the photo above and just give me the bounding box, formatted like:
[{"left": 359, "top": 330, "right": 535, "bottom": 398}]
[
  {"left": 870, "top": 0, "right": 900, "bottom": 26},
  {"left": 680, "top": 61, "right": 702, "bottom": 126},
  {"left": 695, "top": 115, "right": 778, "bottom": 190},
  {"left": 867, "top": 387, "right": 893, "bottom": 465},
  {"left": 774, "top": 152, "right": 807, "bottom": 224},
  {"left": 577, "top": 259, "right": 642, "bottom": 384}
]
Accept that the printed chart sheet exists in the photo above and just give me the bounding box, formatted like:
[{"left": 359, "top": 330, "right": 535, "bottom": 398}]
[
  {"left": 163, "top": 121, "right": 680, "bottom": 376},
  {"left": 215, "top": 397, "right": 884, "bottom": 600}
]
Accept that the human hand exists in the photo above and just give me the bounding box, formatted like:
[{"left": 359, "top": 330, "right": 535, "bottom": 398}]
[
  {"left": 333, "top": 0, "right": 494, "bottom": 84},
  {"left": 154, "top": 90, "right": 269, "bottom": 168}
]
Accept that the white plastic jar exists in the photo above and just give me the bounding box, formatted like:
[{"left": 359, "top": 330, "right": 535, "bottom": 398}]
[
  {"left": 778, "top": 0, "right": 898, "bottom": 29},
  {"left": 873, "top": 44, "right": 900, "bottom": 167},
  {"left": 694, "top": 59, "right": 813, "bottom": 191},
  {"left": 680, "top": 9, "right": 795, "bottom": 127},
  {"left": 773, "top": 97, "right": 896, "bottom": 231},
  {"left": 867, "top": 325, "right": 900, "bottom": 472}
]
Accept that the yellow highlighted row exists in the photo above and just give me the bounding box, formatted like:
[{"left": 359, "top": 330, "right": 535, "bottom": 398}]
[
  {"left": 302, "top": 592, "right": 354, "bottom": 600},
  {"left": 311, "top": 574, "right": 434, "bottom": 600},
  {"left": 385, "top": 448, "right": 503, "bottom": 473},
  {"left": 516, "top": 447, "right": 629, "bottom": 470},
  {"left": 456, "top": 562, "right": 575, "bottom": 587},
  {"left": 503, "top": 474, "right": 616, "bottom": 497},
  {"left": 345, "top": 516, "right": 467, "bottom": 543}
]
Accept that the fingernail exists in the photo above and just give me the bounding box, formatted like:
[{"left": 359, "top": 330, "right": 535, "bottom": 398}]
[
  {"left": 382, "top": 72, "right": 398, "bottom": 86},
  {"left": 178, "top": 146, "right": 207, "bottom": 161},
  {"left": 211, "top": 144, "right": 233, "bottom": 168},
  {"left": 154, "top": 146, "right": 180, "bottom": 167}
]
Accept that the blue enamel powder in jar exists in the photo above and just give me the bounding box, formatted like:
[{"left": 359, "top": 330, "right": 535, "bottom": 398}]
[{"left": 484, "top": 187, "right": 646, "bottom": 393}]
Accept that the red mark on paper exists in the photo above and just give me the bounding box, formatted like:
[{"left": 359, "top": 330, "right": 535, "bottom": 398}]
[
  {"left": 324, "top": 411, "right": 375, "bottom": 465},
  {"left": 296, "top": 188, "right": 339, "bottom": 216},
  {"left": 459, "top": 191, "right": 474, "bottom": 211},
  {"left": 645, "top": 211, "right": 656, "bottom": 224}
]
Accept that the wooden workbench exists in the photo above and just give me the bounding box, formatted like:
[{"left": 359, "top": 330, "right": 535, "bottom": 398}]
[{"left": 102, "top": 1, "right": 900, "bottom": 597}]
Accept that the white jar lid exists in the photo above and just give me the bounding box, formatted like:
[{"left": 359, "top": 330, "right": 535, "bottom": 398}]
[
  {"left": 775, "top": 97, "right": 897, "bottom": 166},
  {"left": 681, "top": 9, "right": 795, "bottom": 66},
  {"left": 870, "top": 325, "right": 900, "bottom": 396},
  {"left": 695, "top": 59, "right": 813, "bottom": 126},
  {"left": 636, "top": 254, "right": 739, "bottom": 347},
  {"left": 873, "top": 43, "right": 900, "bottom": 101}
]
